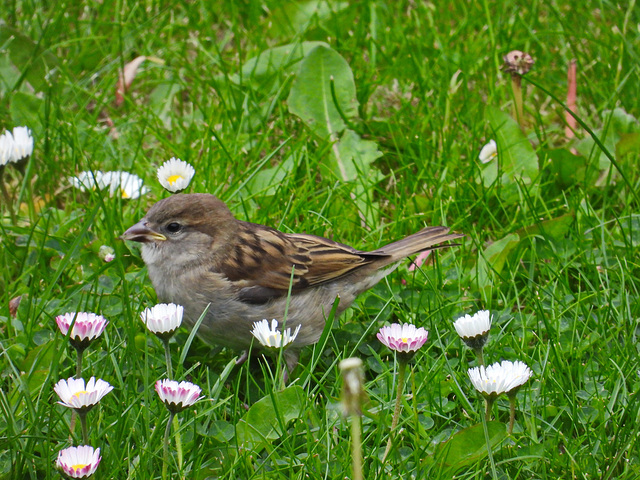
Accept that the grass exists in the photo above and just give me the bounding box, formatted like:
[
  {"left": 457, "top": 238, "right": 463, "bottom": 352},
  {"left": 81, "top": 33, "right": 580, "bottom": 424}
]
[{"left": 1, "top": 0, "right": 640, "bottom": 478}]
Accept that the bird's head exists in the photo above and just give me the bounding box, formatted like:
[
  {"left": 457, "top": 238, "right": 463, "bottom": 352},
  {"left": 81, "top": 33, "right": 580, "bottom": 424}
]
[{"left": 121, "top": 193, "right": 237, "bottom": 269}]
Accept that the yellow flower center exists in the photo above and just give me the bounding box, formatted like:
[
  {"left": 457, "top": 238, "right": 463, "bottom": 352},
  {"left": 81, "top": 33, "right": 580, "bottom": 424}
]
[
  {"left": 167, "top": 174, "right": 184, "bottom": 185},
  {"left": 401, "top": 337, "right": 408, "bottom": 343},
  {"left": 121, "top": 188, "right": 130, "bottom": 199},
  {"left": 71, "top": 390, "right": 88, "bottom": 399},
  {"left": 71, "top": 463, "right": 89, "bottom": 471}
]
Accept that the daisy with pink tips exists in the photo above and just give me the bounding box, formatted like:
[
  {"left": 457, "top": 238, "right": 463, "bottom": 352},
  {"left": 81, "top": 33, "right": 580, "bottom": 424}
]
[
  {"left": 155, "top": 379, "right": 203, "bottom": 414},
  {"left": 56, "top": 445, "right": 101, "bottom": 479},
  {"left": 56, "top": 312, "right": 108, "bottom": 351},
  {"left": 377, "top": 323, "right": 428, "bottom": 356}
]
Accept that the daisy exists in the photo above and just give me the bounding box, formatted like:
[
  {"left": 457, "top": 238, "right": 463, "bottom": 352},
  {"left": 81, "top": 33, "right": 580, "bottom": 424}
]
[
  {"left": 0, "top": 130, "right": 14, "bottom": 166},
  {"left": 376, "top": 323, "right": 428, "bottom": 356},
  {"left": 453, "top": 310, "right": 492, "bottom": 362},
  {"left": 104, "top": 171, "right": 149, "bottom": 199},
  {"left": 56, "top": 445, "right": 101, "bottom": 479},
  {"left": 140, "top": 303, "right": 183, "bottom": 340},
  {"left": 98, "top": 245, "right": 116, "bottom": 262},
  {"left": 56, "top": 312, "right": 109, "bottom": 351},
  {"left": 155, "top": 379, "right": 203, "bottom": 414},
  {"left": 478, "top": 139, "right": 497, "bottom": 164},
  {"left": 454, "top": 310, "right": 492, "bottom": 339},
  {"left": 68, "top": 171, "right": 108, "bottom": 192},
  {"left": 468, "top": 360, "right": 532, "bottom": 397},
  {"left": 157, "top": 157, "right": 195, "bottom": 192},
  {"left": 251, "top": 319, "right": 301, "bottom": 349},
  {"left": 11, "top": 126, "right": 34, "bottom": 162},
  {"left": 54, "top": 377, "right": 113, "bottom": 413}
]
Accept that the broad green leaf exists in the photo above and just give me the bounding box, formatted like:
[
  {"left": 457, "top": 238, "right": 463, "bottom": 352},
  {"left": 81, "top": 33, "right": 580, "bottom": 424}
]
[
  {"left": 0, "top": 24, "right": 59, "bottom": 92},
  {"left": 517, "top": 213, "right": 574, "bottom": 241},
  {"left": 288, "top": 45, "right": 358, "bottom": 141},
  {"left": 328, "top": 129, "right": 382, "bottom": 182},
  {"left": 10, "top": 92, "right": 44, "bottom": 133},
  {"left": 269, "top": 1, "right": 350, "bottom": 36},
  {"left": 434, "top": 421, "right": 506, "bottom": 470},
  {"left": 234, "top": 41, "right": 329, "bottom": 93},
  {"left": 246, "top": 154, "right": 295, "bottom": 196},
  {"left": 485, "top": 107, "right": 539, "bottom": 198},
  {"left": 616, "top": 133, "right": 640, "bottom": 158},
  {"left": 477, "top": 233, "right": 520, "bottom": 292},
  {"left": 235, "top": 385, "right": 306, "bottom": 450},
  {"left": 574, "top": 128, "right": 618, "bottom": 172},
  {"left": 545, "top": 148, "right": 590, "bottom": 187}
]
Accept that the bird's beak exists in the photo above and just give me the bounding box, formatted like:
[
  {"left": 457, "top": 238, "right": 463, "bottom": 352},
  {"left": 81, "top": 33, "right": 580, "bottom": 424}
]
[{"left": 121, "top": 220, "right": 167, "bottom": 243}]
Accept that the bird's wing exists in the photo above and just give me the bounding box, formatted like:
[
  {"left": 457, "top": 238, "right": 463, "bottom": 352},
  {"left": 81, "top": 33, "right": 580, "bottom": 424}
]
[{"left": 217, "top": 223, "right": 388, "bottom": 304}]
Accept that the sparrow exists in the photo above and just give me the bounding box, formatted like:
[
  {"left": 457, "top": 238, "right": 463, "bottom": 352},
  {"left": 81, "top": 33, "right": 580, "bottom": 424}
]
[{"left": 122, "top": 193, "right": 463, "bottom": 371}]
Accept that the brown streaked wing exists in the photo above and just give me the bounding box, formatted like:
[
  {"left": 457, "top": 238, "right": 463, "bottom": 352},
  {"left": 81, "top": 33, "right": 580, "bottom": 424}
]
[{"left": 219, "top": 224, "right": 389, "bottom": 296}]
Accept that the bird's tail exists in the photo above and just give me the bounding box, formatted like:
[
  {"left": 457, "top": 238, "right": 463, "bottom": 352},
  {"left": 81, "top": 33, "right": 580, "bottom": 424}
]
[{"left": 370, "top": 226, "right": 463, "bottom": 261}]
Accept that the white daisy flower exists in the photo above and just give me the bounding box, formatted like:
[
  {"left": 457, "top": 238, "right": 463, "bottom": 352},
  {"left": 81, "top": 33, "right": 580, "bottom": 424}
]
[
  {"left": 155, "top": 379, "right": 203, "bottom": 413},
  {"left": 468, "top": 360, "right": 532, "bottom": 397},
  {"left": 478, "top": 139, "right": 497, "bottom": 164},
  {"left": 140, "top": 303, "right": 183, "bottom": 339},
  {"left": 11, "top": 126, "right": 34, "bottom": 161},
  {"left": 454, "top": 310, "right": 492, "bottom": 339},
  {"left": 54, "top": 377, "right": 113, "bottom": 412},
  {"left": 69, "top": 171, "right": 108, "bottom": 191},
  {"left": 0, "top": 130, "right": 14, "bottom": 166},
  {"left": 104, "top": 171, "right": 149, "bottom": 199},
  {"left": 157, "top": 157, "right": 195, "bottom": 192},
  {"left": 251, "top": 319, "right": 301, "bottom": 349},
  {"left": 56, "top": 445, "right": 101, "bottom": 479}
]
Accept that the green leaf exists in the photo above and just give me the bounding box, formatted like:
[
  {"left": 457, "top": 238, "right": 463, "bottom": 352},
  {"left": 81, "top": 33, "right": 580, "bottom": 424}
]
[
  {"left": 0, "top": 23, "right": 59, "bottom": 92},
  {"left": 434, "top": 421, "right": 506, "bottom": 470},
  {"left": 328, "top": 129, "right": 382, "bottom": 182},
  {"left": 269, "top": 1, "right": 350, "bottom": 36},
  {"left": 477, "top": 233, "right": 520, "bottom": 292},
  {"left": 616, "top": 133, "right": 640, "bottom": 158},
  {"left": 9, "top": 92, "right": 44, "bottom": 133},
  {"left": 545, "top": 148, "right": 589, "bottom": 187},
  {"left": 288, "top": 45, "right": 358, "bottom": 141},
  {"left": 235, "top": 385, "right": 306, "bottom": 450},
  {"left": 517, "top": 213, "right": 574, "bottom": 241},
  {"left": 485, "top": 107, "right": 539, "bottom": 199},
  {"left": 234, "top": 41, "right": 329, "bottom": 93},
  {"left": 246, "top": 154, "right": 295, "bottom": 196}
]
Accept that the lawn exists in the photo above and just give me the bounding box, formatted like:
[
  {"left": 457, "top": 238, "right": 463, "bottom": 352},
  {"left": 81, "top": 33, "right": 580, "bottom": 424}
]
[{"left": 1, "top": 1, "right": 639, "bottom": 478}]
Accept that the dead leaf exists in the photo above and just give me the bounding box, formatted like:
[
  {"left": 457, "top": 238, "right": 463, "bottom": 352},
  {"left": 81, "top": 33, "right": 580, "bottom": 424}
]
[{"left": 115, "top": 56, "right": 147, "bottom": 107}]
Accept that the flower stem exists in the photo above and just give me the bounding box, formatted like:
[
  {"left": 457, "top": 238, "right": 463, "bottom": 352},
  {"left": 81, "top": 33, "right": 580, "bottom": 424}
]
[
  {"left": 484, "top": 396, "right": 495, "bottom": 422},
  {"left": 511, "top": 74, "right": 524, "bottom": 130},
  {"left": 162, "top": 411, "right": 176, "bottom": 480},
  {"left": 383, "top": 359, "right": 407, "bottom": 462},
  {"left": 0, "top": 169, "right": 16, "bottom": 224},
  {"left": 508, "top": 395, "right": 516, "bottom": 434},
  {"left": 474, "top": 346, "right": 485, "bottom": 366},
  {"left": 163, "top": 338, "right": 173, "bottom": 378},
  {"left": 480, "top": 400, "right": 499, "bottom": 480},
  {"left": 350, "top": 414, "right": 363, "bottom": 480},
  {"left": 173, "top": 414, "right": 183, "bottom": 471},
  {"left": 76, "top": 348, "right": 84, "bottom": 379},
  {"left": 79, "top": 412, "right": 89, "bottom": 445}
]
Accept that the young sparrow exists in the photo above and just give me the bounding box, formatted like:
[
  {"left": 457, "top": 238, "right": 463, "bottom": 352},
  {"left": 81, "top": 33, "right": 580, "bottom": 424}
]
[{"left": 122, "top": 194, "right": 462, "bottom": 371}]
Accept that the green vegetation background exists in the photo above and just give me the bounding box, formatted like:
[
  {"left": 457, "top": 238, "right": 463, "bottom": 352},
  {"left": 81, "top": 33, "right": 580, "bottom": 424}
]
[{"left": 1, "top": 1, "right": 639, "bottom": 478}]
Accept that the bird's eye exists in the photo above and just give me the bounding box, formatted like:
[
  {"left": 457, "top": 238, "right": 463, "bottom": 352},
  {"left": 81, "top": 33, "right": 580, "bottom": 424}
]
[{"left": 166, "top": 222, "right": 182, "bottom": 234}]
